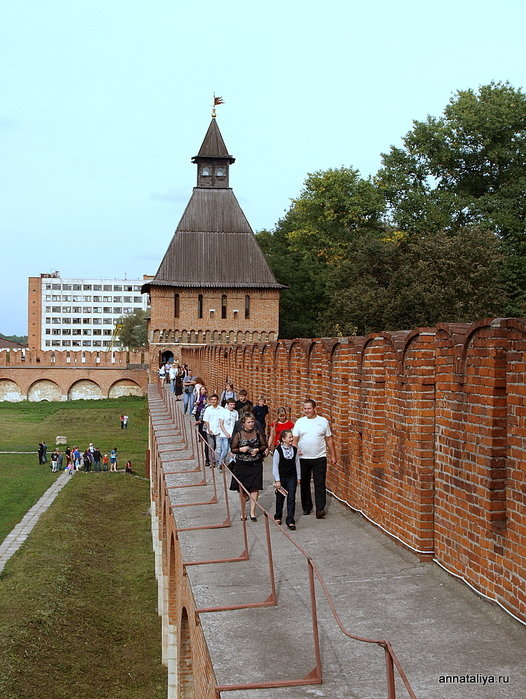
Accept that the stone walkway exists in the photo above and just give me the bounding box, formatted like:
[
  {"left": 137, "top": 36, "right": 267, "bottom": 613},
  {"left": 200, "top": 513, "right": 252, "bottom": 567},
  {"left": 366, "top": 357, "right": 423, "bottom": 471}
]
[{"left": 0, "top": 471, "right": 73, "bottom": 573}]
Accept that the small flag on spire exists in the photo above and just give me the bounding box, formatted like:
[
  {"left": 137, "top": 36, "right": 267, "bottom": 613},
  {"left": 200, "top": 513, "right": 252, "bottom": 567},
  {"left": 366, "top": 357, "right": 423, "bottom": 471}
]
[{"left": 214, "top": 96, "right": 224, "bottom": 105}]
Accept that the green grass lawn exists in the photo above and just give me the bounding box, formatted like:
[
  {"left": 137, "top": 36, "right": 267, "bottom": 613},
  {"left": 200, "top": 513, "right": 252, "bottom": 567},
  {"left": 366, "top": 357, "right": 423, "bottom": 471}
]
[
  {"left": 0, "top": 397, "right": 147, "bottom": 543},
  {"left": 0, "top": 473, "right": 166, "bottom": 699}
]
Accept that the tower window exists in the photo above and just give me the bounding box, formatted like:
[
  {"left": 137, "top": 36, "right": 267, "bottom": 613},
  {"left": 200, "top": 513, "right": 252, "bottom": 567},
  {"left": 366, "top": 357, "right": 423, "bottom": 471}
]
[
  {"left": 245, "top": 295, "right": 250, "bottom": 319},
  {"left": 216, "top": 167, "right": 225, "bottom": 177},
  {"left": 201, "top": 167, "right": 210, "bottom": 177},
  {"left": 198, "top": 294, "right": 203, "bottom": 319},
  {"left": 174, "top": 293, "right": 180, "bottom": 318},
  {"left": 221, "top": 294, "right": 227, "bottom": 319}
]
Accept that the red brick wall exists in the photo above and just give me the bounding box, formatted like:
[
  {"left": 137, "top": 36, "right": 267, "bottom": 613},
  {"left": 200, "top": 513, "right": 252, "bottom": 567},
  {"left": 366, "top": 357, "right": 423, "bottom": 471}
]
[
  {"left": 181, "top": 318, "right": 526, "bottom": 622},
  {"left": 0, "top": 349, "right": 148, "bottom": 399}
]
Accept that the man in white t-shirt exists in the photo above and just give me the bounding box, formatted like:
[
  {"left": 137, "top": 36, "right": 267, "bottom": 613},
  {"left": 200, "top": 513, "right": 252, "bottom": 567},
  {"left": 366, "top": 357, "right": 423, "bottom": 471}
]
[
  {"left": 203, "top": 394, "right": 223, "bottom": 467},
  {"left": 292, "top": 399, "right": 337, "bottom": 519},
  {"left": 217, "top": 398, "right": 238, "bottom": 467}
]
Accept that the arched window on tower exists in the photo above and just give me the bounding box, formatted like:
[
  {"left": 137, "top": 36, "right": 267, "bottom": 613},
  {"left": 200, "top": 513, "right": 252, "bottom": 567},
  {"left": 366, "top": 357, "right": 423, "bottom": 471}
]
[
  {"left": 245, "top": 294, "right": 250, "bottom": 319},
  {"left": 174, "top": 293, "right": 180, "bottom": 319},
  {"left": 198, "top": 294, "right": 203, "bottom": 319},
  {"left": 221, "top": 294, "right": 227, "bottom": 319},
  {"left": 201, "top": 167, "right": 210, "bottom": 177}
]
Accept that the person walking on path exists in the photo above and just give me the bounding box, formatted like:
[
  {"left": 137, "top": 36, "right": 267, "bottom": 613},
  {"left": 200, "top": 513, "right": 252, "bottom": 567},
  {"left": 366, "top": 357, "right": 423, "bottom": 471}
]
[
  {"left": 122, "top": 414, "right": 129, "bottom": 429},
  {"left": 110, "top": 448, "right": 118, "bottom": 472},
  {"left": 38, "top": 441, "right": 47, "bottom": 464},
  {"left": 229, "top": 413, "right": 268, "bottom": 522},
  {"left": 182, "top": 368, "right": 197, "bottom": 414},
  {"left": 292, "top": 399, "right": 337, "bottom": 519},
  {"left": 120, "top": 414, "right": 125, "bottom": 429},
  {"left": 273, "top": 429, "right": 301, "bottom": 530},
  {"left": 203, "top": 394, "right": 224, "bottom": 468},
  {"left": 268, "top": 407, "right": 295, "bottom": 452},
  {"left": 217, "top": 398, "right": 239, "bottom": 467},
  {"left": 51, "top": 449, "right": 59, "bottom": 473}
]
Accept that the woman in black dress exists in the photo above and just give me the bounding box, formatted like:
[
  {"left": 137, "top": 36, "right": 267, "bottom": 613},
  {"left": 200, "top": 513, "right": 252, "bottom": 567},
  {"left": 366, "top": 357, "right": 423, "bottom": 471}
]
[{"left": 230, "top": 413, "right": 268, "bottom": 521}]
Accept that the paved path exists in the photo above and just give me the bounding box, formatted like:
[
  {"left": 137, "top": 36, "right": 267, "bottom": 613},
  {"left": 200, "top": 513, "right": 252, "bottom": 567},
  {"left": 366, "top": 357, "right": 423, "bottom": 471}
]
[
  {"left": 0, "top": 471, "right": 73, "bottom": 573},
  {"left": 150, "top": 387, "right": 526, "bottom": 699}
]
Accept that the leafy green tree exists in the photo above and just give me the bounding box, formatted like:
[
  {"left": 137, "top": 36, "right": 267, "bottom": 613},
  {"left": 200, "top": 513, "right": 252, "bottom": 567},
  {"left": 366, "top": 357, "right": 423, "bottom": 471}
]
[
  {"left": 256, "top": 167, "right": 386, "bottom": 338},
  {"left": 115, "top": 309, "right": 148, "bottom": 350},
  {"left": 378, "top": 81, "right": 526, "bottom": 313}
]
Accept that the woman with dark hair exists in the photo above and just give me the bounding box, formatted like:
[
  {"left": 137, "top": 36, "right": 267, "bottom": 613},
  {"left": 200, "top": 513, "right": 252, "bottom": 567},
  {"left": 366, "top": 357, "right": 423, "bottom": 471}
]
[{"left": 229, "top": 413, "right": 268, "bottom": 521}]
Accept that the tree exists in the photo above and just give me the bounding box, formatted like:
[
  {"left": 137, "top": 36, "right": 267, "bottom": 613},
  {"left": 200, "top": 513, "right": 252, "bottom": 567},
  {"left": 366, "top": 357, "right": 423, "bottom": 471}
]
[
  {"left": 256, "top": 168, "right": 386, "bottom": 338},
  {"left": 115, "top": 309, "right": 148, "bottom": 350},
  {"left": 379, "top": 82, "right": 526, "bottom": 237},
  {"left": 378, "top": 82, "right": 526, "bottom": 313}
]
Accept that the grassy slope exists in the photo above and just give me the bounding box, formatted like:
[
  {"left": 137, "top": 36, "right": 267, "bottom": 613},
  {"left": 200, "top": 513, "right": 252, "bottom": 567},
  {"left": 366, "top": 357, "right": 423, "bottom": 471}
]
[
  {"left": 0, "top": 474, "right": 166, "bottom": 699},
  {"left": 0, "top": 397, "right": 147, "bottom": 543}
]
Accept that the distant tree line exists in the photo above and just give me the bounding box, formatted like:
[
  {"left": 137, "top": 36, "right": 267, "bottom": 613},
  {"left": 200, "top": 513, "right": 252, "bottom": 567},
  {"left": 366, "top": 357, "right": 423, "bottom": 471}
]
[
  {"left": 256, "top": 82, "right": 526, "bottom": 338},
  {"left": 0, "top": 333, "right": 28, "bottom": 345}
]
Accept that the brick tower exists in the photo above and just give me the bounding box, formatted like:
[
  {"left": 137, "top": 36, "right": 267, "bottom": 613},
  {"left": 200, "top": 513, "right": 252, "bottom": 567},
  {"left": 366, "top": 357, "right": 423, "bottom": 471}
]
[{"left": 142, "top": 116, "right": 282, "bottom": 373}]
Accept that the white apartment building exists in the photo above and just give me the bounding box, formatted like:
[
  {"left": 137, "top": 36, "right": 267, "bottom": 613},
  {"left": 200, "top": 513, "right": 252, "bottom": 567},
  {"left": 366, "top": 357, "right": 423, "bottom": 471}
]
[{"left": 28, "top": 273, "right": 149, "bottom": 351}]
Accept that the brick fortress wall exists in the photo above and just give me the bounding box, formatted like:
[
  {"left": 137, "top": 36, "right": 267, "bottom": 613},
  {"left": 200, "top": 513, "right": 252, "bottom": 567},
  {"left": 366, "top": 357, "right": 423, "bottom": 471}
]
[
  {"left": 0, "top": 349, "right": 148, "bottom": 400},
  {"left": 181, "top": 317, "right": 526, "bottom": 623}
]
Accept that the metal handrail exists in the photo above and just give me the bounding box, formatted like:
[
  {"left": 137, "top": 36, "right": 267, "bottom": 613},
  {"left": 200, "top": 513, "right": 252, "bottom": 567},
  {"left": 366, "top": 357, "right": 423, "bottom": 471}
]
[{"left": 153, "top": 381, "right": 416, "bottom": 698}]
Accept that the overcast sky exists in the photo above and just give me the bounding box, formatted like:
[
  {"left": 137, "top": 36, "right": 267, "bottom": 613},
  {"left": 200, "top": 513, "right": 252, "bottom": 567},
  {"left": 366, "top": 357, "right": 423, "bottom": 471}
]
[{"left": 1, "top": 0, "right": 525, "bottom": 335}]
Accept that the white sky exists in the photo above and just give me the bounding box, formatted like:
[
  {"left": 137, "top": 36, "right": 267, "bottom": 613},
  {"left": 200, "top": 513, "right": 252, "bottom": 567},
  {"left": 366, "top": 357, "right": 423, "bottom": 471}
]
[{"left": 1, "top": 0, "right": 525, "bottom": 334}]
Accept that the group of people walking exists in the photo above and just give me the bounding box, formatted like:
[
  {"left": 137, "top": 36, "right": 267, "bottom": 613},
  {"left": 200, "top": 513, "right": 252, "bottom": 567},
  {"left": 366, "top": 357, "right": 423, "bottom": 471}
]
[
  {"left": 176, "top": 377, "right": 337, "bottom": 530},
  {"left": 39, "top": 443, "right": 132, "bottom": 474}
]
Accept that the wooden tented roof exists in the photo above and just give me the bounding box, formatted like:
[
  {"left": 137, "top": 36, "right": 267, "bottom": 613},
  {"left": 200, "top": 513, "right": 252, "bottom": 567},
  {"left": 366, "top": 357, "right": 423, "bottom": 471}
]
[{"left": 144, "top": 188, "right": 282, "bottom": 289}]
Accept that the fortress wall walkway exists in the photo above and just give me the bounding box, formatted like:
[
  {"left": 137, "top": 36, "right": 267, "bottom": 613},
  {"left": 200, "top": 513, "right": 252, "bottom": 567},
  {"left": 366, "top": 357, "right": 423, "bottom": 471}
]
[{"left": 148, "top": 384, "right": 526, "bottom": 699}]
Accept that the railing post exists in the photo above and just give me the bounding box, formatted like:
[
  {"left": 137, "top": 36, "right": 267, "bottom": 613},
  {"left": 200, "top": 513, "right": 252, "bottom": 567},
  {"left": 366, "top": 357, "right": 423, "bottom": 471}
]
[{"left": 385, "top": 645, "right": 396, "bottom": 699}]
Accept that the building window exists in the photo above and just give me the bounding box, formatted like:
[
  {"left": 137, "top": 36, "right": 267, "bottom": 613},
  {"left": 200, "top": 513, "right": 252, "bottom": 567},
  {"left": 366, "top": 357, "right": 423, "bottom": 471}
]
[
  {"left": 83, "top": 296, "right": 92, "bottom": 302},
  {"left": 52, "top": 295, "right": 60, "bottom": 301},
  {"left": 51, "top": 340, "right": 60, "bottom": 346},
  {"left": 93, "top": 285, "right": 102, "bottom": 291},
  {"left": 62, "top": 295, "right": 71, "bottom": 301},
  {"left": 45, "top": 306, "right": 51, "bottom": 312},
  {"left": 72, "top": 340, "right": 81, "bottom": 346},
  {"left": 113, "top": 307, "right": 122, "bottom": 314},
  {"left": 62, "top": 306, "right": 71, "bottom": 312},
  {"left": 174, "top": 293, "right": 180, "bottom": 318},
  {"left": 52, "top": 318, "right": 61, "bottom": 324},
  {"left": 133, "top": 296, "right": 141, "bottom": 302},
  {"left": 216, "top": 167, "right": 225, "bottom": 177},
  {"left": 62, "top": 340, "right": 71, "bottom": 347},
  {"left": 103, "top": 319, "right": 112, "bottom": 325},
  {"left": 82, "top": 340, "right": 91, "bottom": 346},
  {"left": 221, "top": 294, "right": 227, "bottom": 319},
  {"left": 93, "top": 340, "right": 102, "bottom": 347},
  {"left": 63, "top": 329, "right": 71, "bottom": 335},
  {"left": 72, "top": 295, "right": 82, "bottom": 302},
  {"left": 125, "top": 285, "right": 132, "bottom": 292},
  {"left": 52, "top": 284, "right": 61, "bottom": 290},
  {"left": 93, "top": 307, "right": 101, "bottom": 313},
  {"left": 45, "top": 340, "right": 51, "bottom": 346},
  {"left": 73, "top": 284, "right": 81, "bottom": 290},
  {"left": 83, "top": 284, "right": 92, "bottom": 290},
  {"left": 93, "top": 318, "right": 102, "bottom": 325},
  {"left": 62, "top": 317, "right": 71, "bottom": 324},
  {"left": 83, "top": 318, "right": 91, "bottom": 324},
  {"left": 103, "top": 285, "right": 112, "bottom": 291},
  {"left": 93, "top": 329, "right": 102, "bottom": 335},
  {"left": 63, "top": 284, "right": 71, "bottom": 290},
  {"left": 45, "top": 329, "right": 51, "bottom": 335},
  {"left": 52, "top": 306, "right": 61, "bottom": 312},
  {"left": 83, "top": 329, "right": 92, "bottom": 336},
  {"left": 52, "top": 329, "right": 61, "bottom": 335},
  {"left": 123, "top": 296, "right": 131, "bottom": 303},
  {"left": 84, "top": 307, "right": 92, "bottom": 313},
  {"left": 114, "top": 285, "right": 122, "bottom": 291},
  {"left": 201, "top": 167, "right": 210, "bottom": 176},
  {"left": 245, "top": 295, "right": 250, "bottom": 319},
  {"left": 198, "top": 294, "right": 203, "bottom": 318},
  {"left": 72, "top": 329, "right": 81, "bottom": 336},
  {"left": 113, "top": 296, "right": 122, "bottom": 302}
]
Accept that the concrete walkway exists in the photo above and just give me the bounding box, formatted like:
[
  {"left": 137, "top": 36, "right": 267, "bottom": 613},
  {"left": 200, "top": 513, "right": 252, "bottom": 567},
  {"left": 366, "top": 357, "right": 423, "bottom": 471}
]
[
  {"left": 0, "top": 471, "right": 73, "bottom": 573},
  {"left": 150, "top": 390, "right": 526, "bottom": 699}
]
